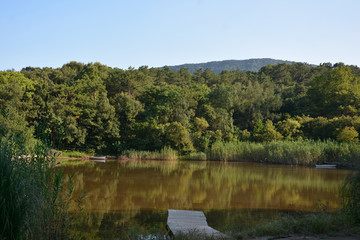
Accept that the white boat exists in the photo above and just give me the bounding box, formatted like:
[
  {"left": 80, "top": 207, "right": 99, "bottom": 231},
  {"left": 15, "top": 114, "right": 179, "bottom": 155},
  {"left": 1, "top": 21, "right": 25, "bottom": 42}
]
[
  {"left": 316, "top": 164, "right": 336, "bottom": 169},
  {"left": 89, "top": 156, "right": 106, "bottom": 163}
]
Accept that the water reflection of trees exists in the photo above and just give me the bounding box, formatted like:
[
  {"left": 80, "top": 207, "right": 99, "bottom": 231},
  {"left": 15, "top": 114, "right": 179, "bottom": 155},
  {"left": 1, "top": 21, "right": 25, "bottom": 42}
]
[
  {"left": 64, "top": 160, "right": 350, "bottom": 214},
  {"left": 63, "top": 161, "right": 351, "bottom": 239}
]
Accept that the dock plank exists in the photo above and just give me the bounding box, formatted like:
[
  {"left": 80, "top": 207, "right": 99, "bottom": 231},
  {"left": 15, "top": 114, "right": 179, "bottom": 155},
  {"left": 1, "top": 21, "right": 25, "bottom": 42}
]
[{"left": 167, "top": 209, "right": 228, "bottom": 239}]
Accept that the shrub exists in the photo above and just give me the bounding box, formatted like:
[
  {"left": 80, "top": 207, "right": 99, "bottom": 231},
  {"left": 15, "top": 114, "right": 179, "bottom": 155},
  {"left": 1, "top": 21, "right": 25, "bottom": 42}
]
[
  {"left": 337, "top": 126, "right": 359, "bottom": 142},
  {"left": 277, "top": 118, "right": 301, "bottom": 140}
]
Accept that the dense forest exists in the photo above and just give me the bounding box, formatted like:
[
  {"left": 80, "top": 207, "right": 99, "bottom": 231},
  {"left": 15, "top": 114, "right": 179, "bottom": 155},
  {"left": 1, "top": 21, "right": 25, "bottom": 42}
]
[
  {"left": 1, "top": 61, "right": 360, "bottom": 155},
  {"left": 167, "top": 58, "right": 296, "bottom": 73}
]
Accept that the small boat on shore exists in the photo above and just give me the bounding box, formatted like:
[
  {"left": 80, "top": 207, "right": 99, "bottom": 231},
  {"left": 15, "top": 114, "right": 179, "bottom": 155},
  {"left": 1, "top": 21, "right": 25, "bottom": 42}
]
[
  {"left": 89, "top": 156, "right": 106, "bottom": 163},
  {"left": 316, "top": 164, "right": 336, "bottom": 169}
]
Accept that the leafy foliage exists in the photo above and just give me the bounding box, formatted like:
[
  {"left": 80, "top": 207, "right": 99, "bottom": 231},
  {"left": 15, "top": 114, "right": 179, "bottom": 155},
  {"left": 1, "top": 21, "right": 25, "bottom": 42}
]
[{"left": 0, "top": 61, "right": 359, "bottom": 155}]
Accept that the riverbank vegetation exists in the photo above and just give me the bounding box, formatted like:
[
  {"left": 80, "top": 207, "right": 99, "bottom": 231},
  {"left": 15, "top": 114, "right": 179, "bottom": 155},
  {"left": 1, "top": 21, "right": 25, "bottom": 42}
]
[
  {"left": 0, "top": 136, "right": 78, "bottom": 239},
  {"left": 123, "top": 146, "right": 177, "bottom": 160},
  {"left": 208, "top": 140, "right": 360, "bottom": 166},
  {"left": 116, "top": 140, "right": 359, "bottom": 167},
  {"left": 1, "top": 62, "right": 360, "bottom": 164}
]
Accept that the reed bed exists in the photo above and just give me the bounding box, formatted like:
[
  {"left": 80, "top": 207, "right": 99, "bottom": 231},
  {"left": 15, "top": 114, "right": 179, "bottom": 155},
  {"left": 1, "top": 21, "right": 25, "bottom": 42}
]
[
  {"left": 208, "top": 140, "right": 360, "bottom": 167},
  {"left": 122, "top": 141, "right": 360, "bottom": 167},
  {"left": 341, "top": 171, "right": 360, "bottom": 223},
  {"left": 0, "top": 137, "right": 76, "bottom": 239},
  {"left": 123, "top": 146, "right": 178, "bottom": 160}
]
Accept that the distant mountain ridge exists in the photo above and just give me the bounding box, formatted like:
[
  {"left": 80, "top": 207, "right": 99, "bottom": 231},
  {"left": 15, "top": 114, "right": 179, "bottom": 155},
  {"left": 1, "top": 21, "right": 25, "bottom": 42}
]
[{"left": 165, "top": 58, "right": 298, "bottom": 73}]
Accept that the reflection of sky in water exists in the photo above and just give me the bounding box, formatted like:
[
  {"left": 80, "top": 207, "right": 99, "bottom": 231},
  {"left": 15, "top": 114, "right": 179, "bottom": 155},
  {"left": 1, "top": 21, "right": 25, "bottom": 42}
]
[{"left": 63, "top": 160, "right": 352, "bottom": 213}]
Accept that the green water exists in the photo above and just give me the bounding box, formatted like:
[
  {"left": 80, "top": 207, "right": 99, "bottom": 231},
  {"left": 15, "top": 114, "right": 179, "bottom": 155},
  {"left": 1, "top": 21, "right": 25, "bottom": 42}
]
[{"left": 63, "top": 160, "right": 352, "bottom": 239}]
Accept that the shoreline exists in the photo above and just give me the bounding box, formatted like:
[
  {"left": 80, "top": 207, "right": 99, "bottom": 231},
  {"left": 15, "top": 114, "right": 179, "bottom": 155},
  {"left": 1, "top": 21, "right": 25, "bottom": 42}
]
[
  {"left": 57, "top": 140, "right": 360, "bottom": 169},
  {"left": 57, "top": 156, "right": 357, "bottom": 170}
]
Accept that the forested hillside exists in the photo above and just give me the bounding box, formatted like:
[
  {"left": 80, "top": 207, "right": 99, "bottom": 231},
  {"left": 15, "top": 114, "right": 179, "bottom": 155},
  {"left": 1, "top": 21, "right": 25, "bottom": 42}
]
[
  {"left": 1, "top": 61, "right": 360, "bottom": 154},
  {"left": 166, "top": 58, "right": 297, "bottom": 73}
]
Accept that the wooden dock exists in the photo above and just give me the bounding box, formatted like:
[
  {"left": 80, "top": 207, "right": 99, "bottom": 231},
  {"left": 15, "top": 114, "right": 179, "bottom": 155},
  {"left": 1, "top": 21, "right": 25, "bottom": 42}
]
[{"left": 166, "top": 209, "right": 228, "bottom": 239}]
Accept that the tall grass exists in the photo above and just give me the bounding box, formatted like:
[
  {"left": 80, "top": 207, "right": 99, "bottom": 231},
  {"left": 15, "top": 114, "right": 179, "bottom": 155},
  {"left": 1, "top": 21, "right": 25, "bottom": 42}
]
[
  {"left": 0, "top": 136, "right": 76, "bottom": 239},
  {"left": 122, "top": 141, "right": 360, "bottom": 167},
  {"left": 123, "top": 146, "right": 178, "bottom": 160},
  {"left": 341, "top": 170, "right": 360, "bottom": 223},
  {"left": 208, "top": 140, "right": 360, "bottom": 167},
  {"left": 0, "top": 138, "right": 30, "bottom": 239}
]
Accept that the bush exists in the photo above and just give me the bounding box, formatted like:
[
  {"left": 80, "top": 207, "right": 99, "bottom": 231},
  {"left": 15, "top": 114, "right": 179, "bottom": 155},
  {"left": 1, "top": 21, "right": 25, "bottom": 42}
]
[{"left": 337, "top": 126, "right": 359, "bottom": 142}]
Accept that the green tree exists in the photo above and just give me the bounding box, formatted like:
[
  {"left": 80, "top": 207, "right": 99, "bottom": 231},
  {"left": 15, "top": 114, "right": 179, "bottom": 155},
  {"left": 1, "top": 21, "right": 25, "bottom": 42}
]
[
  {"left": 233, "top": 80, "right": 282, "bottom": 129},
  {"left": 308, "top": 65, "right": 360, "bottom": 117},
  {"left": 165, "top": 122, "right": 194, "bottom": 152},
  {"left": 141, "top": 85, "right": 195, "bottom": 126},
  {"left": 192, "top": 117, "right": 210, "bottom": 152},
  {"left": 0, "top": 71, "right": 34, "bottom": 110},
  {"left": 0, "top": 72, "right": 36, "bottom": 150},
  {"left": 72, "top": 65, "right": 119, "bottom": 152}
]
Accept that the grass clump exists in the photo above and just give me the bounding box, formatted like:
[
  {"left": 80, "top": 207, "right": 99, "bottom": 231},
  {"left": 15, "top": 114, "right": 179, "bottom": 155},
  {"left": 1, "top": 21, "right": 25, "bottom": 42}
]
[
  {"left": 341, "top": 171, "right": 360, "bottom": 223},
  {"left": 0, "top": 136, "right": 77, "bottom": 239},
  {"left": 158, "top": 146, "right": 178, "bottom": 160},
  {"left": 123, "top": 146, "right": 178, "bottom": 160}
]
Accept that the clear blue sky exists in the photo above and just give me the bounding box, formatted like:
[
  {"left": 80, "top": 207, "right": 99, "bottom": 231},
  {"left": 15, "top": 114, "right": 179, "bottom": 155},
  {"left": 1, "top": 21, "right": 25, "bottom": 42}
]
[{"left": 1, "top": 0, "right": 359, "bottom": 70}]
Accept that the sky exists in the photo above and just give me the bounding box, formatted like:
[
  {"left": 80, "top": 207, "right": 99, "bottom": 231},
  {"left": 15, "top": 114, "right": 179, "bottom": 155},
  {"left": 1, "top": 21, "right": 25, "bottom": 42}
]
[{"left": 1, "top": 0, "right": 359, "bottom": 70}]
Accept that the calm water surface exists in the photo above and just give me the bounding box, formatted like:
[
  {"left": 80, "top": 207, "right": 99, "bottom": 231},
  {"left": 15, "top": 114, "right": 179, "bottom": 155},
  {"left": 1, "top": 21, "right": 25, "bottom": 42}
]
[{"left": 63, "top": 160, "right": 352, "bottom": 238}]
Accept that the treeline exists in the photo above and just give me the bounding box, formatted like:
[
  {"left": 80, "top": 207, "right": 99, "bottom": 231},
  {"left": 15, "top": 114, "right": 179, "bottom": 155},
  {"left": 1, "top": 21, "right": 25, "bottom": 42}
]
[{"left": 1, "top": 61, "right": 360, "bottom": 154}]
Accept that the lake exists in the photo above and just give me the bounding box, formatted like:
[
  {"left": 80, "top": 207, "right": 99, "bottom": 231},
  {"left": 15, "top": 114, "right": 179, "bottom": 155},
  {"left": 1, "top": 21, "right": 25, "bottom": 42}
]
[{"left": 63, "top": 160, "right": 352, "bottom": 239}]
